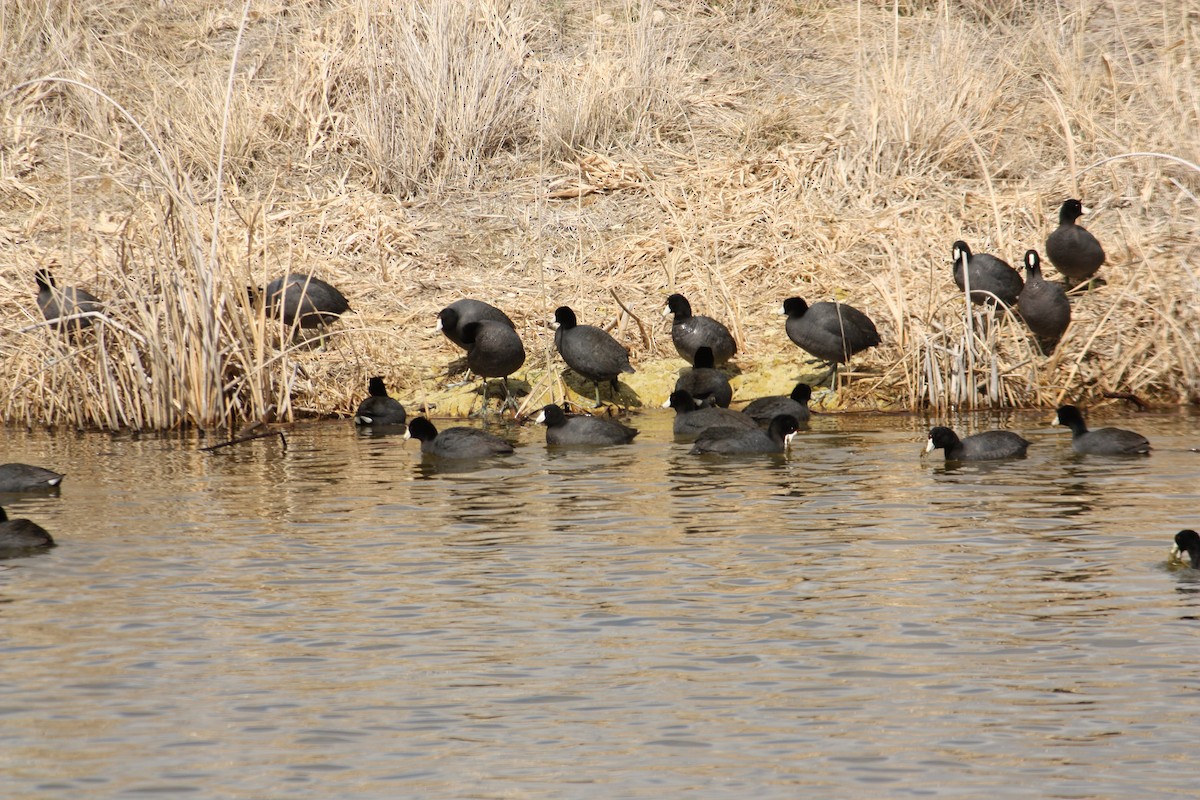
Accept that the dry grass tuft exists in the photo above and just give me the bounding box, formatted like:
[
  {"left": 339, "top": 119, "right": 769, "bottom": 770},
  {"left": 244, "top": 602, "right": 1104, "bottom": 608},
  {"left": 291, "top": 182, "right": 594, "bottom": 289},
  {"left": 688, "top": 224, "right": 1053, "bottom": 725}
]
[{"left": 0, "top": 0, "right": 1197, "bottom": 430}]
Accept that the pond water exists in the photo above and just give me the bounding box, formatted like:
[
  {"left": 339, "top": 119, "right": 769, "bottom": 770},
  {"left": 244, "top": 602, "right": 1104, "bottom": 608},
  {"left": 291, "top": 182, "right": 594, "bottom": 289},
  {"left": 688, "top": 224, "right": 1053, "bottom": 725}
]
[{"left": 2, "top": 408, "right": 1199, "bottom": 798}]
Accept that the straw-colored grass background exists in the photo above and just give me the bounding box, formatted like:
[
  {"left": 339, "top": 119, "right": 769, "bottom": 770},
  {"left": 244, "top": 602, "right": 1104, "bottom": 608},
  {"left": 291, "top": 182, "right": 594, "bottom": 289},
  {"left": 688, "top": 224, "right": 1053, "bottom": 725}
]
[{"left": 1, "top": 0, "right": 1196, "bottom": 430}]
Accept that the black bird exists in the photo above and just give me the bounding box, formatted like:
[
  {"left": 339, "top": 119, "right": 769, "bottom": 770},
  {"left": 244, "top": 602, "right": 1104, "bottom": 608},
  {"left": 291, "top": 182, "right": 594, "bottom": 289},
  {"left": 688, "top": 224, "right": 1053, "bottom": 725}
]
[
  {"left": 1017, "top": 249, "right": 1071, "bottom": 354},
  {"left": 783, "top": 297, "right": 880, "bottom": 370},
  {"left": 742, "top": 382, "right": 812, "bottom": 427},
  {"left": 1171, "top": 529, "right": 1200, "bottom": 569},
  {"left": 1045, "top": 199, "right": 1105, "bottom": 286},
  {"left": 437, "top": 299, "right": 515, "bottom": 350},
  {"left": 535, "top": 403, "right": 639, "bottom": 446},
  {"left": 354, "top": 377, "right": 407, "bottom": 428},
  {"left": 1053, "top": 405, "right": 1151, "bottom": 455},
  {"left": 951, "top": 241, "right": 1023, "bottom": 306},
  {"left": 924, "top": 426, "right": 1030, "bottom": 461},
  {"left": 0, "top": 463, "right": 64, "bottom": 492},
  {"left": 405, "top": 417, "right": 514, "bottom": 459},
  {"left": 553, "top": 306, "right": 635, "bottom": 407},
  {"left": 664, "top": 293, "right": 737, "bottom": 365},
  {"left": 663, "top": 389, "right": 757, "bottom": 440},
  {"left": 690, "top": 414, "right": 799, "bottom": 455},
  {"left": 673, "top": 346, "right": 733, "bottom": 408},
  {"left": 35, "top": 269, "right": 103, "bottom": 332},
  {"left": 262, "top": 273, "right": 349, "bottom": 329},
  {"left": 0, "top": 506, "right": 54, "bottom": 552},
  {"left": 459, "top": 320, "right": 526, "bottom": 412}
]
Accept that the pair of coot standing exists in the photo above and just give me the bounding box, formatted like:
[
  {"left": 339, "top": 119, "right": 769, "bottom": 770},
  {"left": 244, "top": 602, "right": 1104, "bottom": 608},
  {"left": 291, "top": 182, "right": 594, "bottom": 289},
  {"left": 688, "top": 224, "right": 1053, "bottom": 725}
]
[{"left": 925, "top": 405, "right": 1150, "bottom": 461}]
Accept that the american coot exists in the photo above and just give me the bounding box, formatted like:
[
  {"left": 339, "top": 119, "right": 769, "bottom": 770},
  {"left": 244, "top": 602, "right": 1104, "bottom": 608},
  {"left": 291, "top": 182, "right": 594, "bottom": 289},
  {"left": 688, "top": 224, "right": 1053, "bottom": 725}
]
[
  {"left": 663, "top": 389, "right": 758, "bottom": 439},
  {"left": 1171, "top": 529, "right": 1200, "bottom": 569},
  {"left": 673, "top": 346, "right": 733, "bottom": 408},
  {"left": 664, "top": 294, "right": 737, "bottom": 365},
  {"left": 951, "top": 241, "right": 1024, "bottom": 306},
  {"left": 437, "top": 299, "right": 515, "bottom": 350},
  {"left": 535, "top": 403, "right": 639, "bottom": 446},
  {"left": 1045, "top": 199, "right": 1105, "bottom": 286},
  {"left": 783, "top": 297, "right": 880, "bottom": 366},
  {"left": 36, "top": 269, "right": 103, "bottom": 331},
  {"left": 0, "top": 463, "right": 65, "bottom": 492},
  {"left": 0, "top": 506, "right": 54, "bottom": 551},
  {"left": 553, "top": 306, "right": 635, "bottom": 407},
  {"left": 1053, "top": 405, "right": 1151, "bottom": 455},
  {"left": 460, "top": 320, "right": 526, "bottom": 411},
  {"left": 925, "top": 426, "right": 1030, "bottom": 461},
  {"left": 1016, "top": 249, "right": 1071, "bottom": 354},
  {"left": 690, "top": 414, "right": 799, "bottom": 455},
  {"left": 262, "top": 273, "right": 350, "bottom": 329},
  {"left": 742, "top": 382, "right": 812, "bottom": 427},
  {"left": 405, "top": 417, "right": 514, "bottom": 459},
  {"left": 354, "top": 377, "right": 407, "bottom": 427}
]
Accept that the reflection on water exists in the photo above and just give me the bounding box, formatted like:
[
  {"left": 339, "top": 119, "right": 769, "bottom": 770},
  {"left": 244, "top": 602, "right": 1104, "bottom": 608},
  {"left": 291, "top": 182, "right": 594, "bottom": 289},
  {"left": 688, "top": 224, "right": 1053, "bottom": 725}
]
[{"left": 2, "top": 409, "right": 1199, "bottom": 797}]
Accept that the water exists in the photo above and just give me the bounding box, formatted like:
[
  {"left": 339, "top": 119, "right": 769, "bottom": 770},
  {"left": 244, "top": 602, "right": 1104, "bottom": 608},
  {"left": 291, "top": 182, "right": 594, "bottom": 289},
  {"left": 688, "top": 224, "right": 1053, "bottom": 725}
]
[{"left": 2, "top": 409, "right": 1198, "bottom": 798}]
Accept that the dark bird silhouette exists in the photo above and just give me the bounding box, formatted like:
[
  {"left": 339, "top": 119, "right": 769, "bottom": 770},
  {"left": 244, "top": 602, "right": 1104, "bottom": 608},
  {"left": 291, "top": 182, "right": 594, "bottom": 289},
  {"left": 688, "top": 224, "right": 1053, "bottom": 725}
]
[
  {"left": 1053, "top": 405, "right": 1151, "bottom": 455},
  {"left": 35, "top": 269, "right": 103, "bottom": 332},
  {"left": 0, "top": 463, "right": 64, "bottom": 492},
  {"left": 261, "top": 273, "right": 349, "bottom": 329},
  {"left": 553, "top": 306, "right": 635, "bottom": 407},
  {"left": 673, "top": 346, "right": 733, "bottom": 408},
  {"left": 354, "top": 377, "right": 407, "bottom": 428},
  {"left": 535, "top": 403, "right": 638, "bottom": 446},
  {"left": 1171, "top": 529, "right": 1200, "bottom": 569},
  {"left": 690, "top": 414, "right": 799, "bottom": 455},
  {"left": 742, "top": 382, "right": 812, "bottom": 427},
  {"left": 0, "top": 506, "right": 54, "bottom": 552},
  {"left": 437, "top": 299, "right": 515, "bottom": 350},
  {"left": 783, "top": 297, "right": 880, "bottom": 379},
  {"left": 1045, "top": 199, "right": 1105, "bottom": 287},
  {"left": 663, "top": 389, "right": 757, "bottom": 440},
  {"left": 951, "top": 241, "right": 1023, "bottom": 306},
  {"left": 1017, "top": 249, "right": 1071, "bottom": 354},
  {"left": 405, "top": 417, "right": 514, "bottom": 459},
  {"left": 924, "top": 426, "right": 1030, "bottom": 461},
  {"left": 664, "top": 293, "right": 737, "bottom": 365},
  {"left": 460, "top": 320, "right": 526, "bottom": 413}
]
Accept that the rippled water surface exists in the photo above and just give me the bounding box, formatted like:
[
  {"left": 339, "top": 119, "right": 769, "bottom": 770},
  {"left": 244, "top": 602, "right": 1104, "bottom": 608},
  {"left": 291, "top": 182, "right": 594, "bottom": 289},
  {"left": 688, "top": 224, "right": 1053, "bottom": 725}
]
[{"left": 3, "top": 409, "right": 1199, "bottom": 798}]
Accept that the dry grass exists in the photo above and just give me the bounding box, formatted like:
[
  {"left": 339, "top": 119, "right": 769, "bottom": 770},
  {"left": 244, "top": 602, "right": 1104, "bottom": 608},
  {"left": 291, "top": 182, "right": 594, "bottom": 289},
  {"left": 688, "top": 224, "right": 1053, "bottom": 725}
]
[{"left": 0, "top": 0, "right": 1196, "bottom": 430}]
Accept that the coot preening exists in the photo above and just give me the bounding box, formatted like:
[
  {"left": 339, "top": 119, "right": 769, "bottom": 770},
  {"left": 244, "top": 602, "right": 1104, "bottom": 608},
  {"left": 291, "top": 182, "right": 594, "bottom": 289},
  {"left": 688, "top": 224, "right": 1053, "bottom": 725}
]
[
  {"left": 262, "top": 273, "right": 349, "bottom": 329},
  {"left": 0, "top": 463, "right": 65, "bottom": 492},
  {"left": 1045, "top": 199, "right": 1105, "bottom": 286},
  {"left": 553, "top": 306, "right": 635, "bottom": 407},
  {"left": 0, "top": 506, "right": 54, "bottom": 552},
  {"left": 741, "top": 383, "right": 812, "bottom": 427},
  {"left": 1053, "top": 405, "right": 1151, "bottom": 455},
  {"left": 783, "top": 297, "right": 880, "bottom": 368},
  {"left": 1171, "top": 530, "right": 1200, "bottom": 569},
  {"left": 437, "top": 299, "right": 515, "bottom": 350},
  {"left": 354, "top": 377, "right": 407, "bottom": 427},
  {"left": 924, "top": 426, "right": 1030, "bottom": 461},
  {"left": 664, "top": 293, "right": 737, "bottom": 366},
  {"left": 690, "top": 414, "right": 799, "bottom": 455},
  {"left": 35, "top": 270, "right": 103, "bottom": 332},
  {"left": 1016, "top": 249, "right": 1071, "bottom": 354},
  {"left": 535, "top": 403, "right": 638, "bottom": 446},
  {"left": 405, "top": 417, "right": 514, "bottom": 459},
  {"left": 460, "top": 320, "right": 526, "bottom": 412},
  {"left": 951, "top": 241, "right": 1023, "bottom": 307},
  {"left": 673, "top": 346, "right": 733, "bottom": 408},
  {"left": 663, "top": 389, "right": 757, "bottom": 439}
]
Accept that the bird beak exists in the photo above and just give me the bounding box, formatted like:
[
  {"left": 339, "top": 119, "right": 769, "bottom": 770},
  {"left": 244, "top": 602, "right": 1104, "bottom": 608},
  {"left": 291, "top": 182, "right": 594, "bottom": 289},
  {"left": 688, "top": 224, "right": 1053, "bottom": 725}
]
[
  {"left": 1081, "top": 205, "right": 1092, "bottom": 215},
  {"left": 661, "top": 305, "right": 671, "bottom": 318},
  {"left": 403, "top": 428, "right": 411, "bottom": 441},
  {"left": 783, "top": 432, "right": 796, "bottom": 448},
  {"left": 923, "top": 438, "right": 934, "bottom": 454},
  {"left": 534, "top": 410, "right": 546, "bottom": 423},
  {"left": 661, "top": 398, "right": 671, "bottom": 409},
  {"left": 435, "top": 317, "right": 443, "bottom": 332},
  {"left": 1170, "top": 544, "right": 1183, "bottom": 562},
  {"left": 1050, "top": 416, "right": 1060, "bottom": 427}
]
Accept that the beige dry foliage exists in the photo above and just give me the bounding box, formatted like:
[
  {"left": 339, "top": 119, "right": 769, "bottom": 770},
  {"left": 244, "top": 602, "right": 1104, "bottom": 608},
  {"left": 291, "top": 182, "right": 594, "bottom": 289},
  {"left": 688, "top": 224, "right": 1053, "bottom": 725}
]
[{"left": 0, "top": 0, "right": 1196, "bottom": 430}]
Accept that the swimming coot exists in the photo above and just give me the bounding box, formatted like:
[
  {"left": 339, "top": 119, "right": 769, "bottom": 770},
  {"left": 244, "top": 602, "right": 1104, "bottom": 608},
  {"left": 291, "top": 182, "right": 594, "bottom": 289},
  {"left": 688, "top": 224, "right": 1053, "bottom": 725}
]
[
  {"left": 354, "top": 377, "right": 407, "bottom": 427},
  {"left": 36, "top": 269, "right": 103, "bottom": 332},
  {"left": 664, "top": 293, "right": 737, "bottom": 365},
  {"left": 437, "top": 299, "right": 515, "bottom": 350},
  {"left": 0, "top": 506, "right": 54, "bottom": 551},
  {"left": 1045, "top": 199, "right": 1105, "bottom": 286},
  {"left": 1016, "top": 249, "right": 1071, "bottom": 354},
  {"left": 673, "top": 346, "right": 733, "bottom": 408},
  {"left": 0, "top": 463, "right": 65, "bottom": 492},
  {"left": 405, "top": 417, "right": 514, "bottom": 459},
  {"left": 741, "top": 383, "right": 812, "bottom": 427},
  {"left": 1053, "top": 405, "right": 1151, "bottom": 455},
  {"left": 663, "top": 390, "right": 757, "bottom": 439},
  {"left": 553, "top": 306, "right": 635, "bottom": 407},
  {"left": 951, "top": 241, "right": 1023, "bottom": 307},
  {"left": 690, "top": 414, "right": 799, "bottom": 455},
  {"left": 1171, "top": 529, "right": 1200, "bottom": 569},
  {"left": 925, "top": 426, "right": 1030, "bottom": 461},
  {"left": 535, "top": 403, "right": 638, "bottom": 446},
  {"left": 262, "top": 273, "right": 349, "bottom": 329},
  {"left": 783, "top": 297, "right": 880, "bottom": 365}
]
